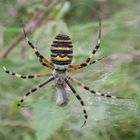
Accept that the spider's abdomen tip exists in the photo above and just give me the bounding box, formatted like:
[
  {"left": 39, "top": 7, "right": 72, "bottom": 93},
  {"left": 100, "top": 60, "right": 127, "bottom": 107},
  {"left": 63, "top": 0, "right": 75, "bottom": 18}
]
[{"left": 55, "top": 34, "right": 71, "bottom": 40}]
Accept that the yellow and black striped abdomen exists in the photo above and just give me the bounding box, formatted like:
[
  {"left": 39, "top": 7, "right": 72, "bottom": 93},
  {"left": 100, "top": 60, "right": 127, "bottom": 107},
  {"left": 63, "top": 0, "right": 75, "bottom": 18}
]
[{"left": 51, "top": 34, "right": 73, "bottom": 66}]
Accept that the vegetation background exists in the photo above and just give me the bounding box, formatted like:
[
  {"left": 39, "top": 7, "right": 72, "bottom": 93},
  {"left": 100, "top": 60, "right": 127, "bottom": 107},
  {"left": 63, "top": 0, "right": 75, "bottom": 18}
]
[{"left": 0, "top": 0, "right": 140, "bottom": 140}]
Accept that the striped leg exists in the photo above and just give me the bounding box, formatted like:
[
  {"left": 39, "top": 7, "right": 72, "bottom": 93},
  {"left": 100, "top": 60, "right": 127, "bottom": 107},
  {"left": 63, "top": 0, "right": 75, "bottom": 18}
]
[
  {"left": 18, "top": 76, "right": 54, "bottom": 107},
  {"left": 85, "top": 18, "right": 101, "bottom": 63},
  {"left": 65, "top": 79, "right": 88, "bottom": 128},
  {"left": 2, "top": 65, "right": 52, "bottom": 79},
  {"left": 23, "top": 28, "right": 53, "bottom": 69},
  {"left": 69, "top": 56, "right": 105, "bottom": 71},
  {"left": 68, "top": 76, "right": 118, "bottom": 99},
  {"left": 69, "top": 19, "right": 101, "bottom": 71}
]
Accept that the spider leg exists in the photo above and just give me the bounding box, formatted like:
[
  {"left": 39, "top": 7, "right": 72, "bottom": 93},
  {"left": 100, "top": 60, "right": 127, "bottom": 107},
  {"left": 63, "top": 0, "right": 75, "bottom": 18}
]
[
  {"left": 23, "top": 28, "right": 53, "bottom": 69},
  {"left": 17, "top": 76, "right": 54, "bottom": 107},
  {"left": 85, "top": 18, "right": 101, "bottom": 63},
  {"left": 1, "top": 65, "right": 52, "bottom": 79},
  {"left": 68, "top": 56, "right": 105, "bottom": 71},
  {"left": 69, "top": 19, "right": 101, "bottom": 71},
  {"left": 65, "top": 79, "right": 88, "bottom": 127},
  {"left": 68, "top": 76, "right": 119, "bottom": 99}
]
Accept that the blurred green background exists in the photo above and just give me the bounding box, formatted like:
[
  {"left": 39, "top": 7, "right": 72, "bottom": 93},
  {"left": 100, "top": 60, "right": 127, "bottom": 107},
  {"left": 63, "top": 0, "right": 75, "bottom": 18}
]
[{"left": 0, "top": 0, "right": 140, "bottom": 140}]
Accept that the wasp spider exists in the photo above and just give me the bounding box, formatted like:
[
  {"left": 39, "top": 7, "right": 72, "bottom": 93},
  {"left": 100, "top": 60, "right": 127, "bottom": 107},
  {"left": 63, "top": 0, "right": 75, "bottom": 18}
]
[{"left": 2, "top": 20, "right": 119, "bottom": 127}]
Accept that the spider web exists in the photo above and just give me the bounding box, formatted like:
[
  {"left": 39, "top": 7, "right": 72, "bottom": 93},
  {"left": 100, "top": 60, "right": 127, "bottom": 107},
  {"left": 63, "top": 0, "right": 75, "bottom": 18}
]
[
  {"left": 16, "top": 0, "right": 140, "bottom": 135},
  {"left": 62, "top": 2, "right": 140, "bottom": 128},
  {"left": 65, "top": 62, "right": 140, "bottom": 130},
  {"left": 69, "top": 98, "right": 139, "bottom": 130}
]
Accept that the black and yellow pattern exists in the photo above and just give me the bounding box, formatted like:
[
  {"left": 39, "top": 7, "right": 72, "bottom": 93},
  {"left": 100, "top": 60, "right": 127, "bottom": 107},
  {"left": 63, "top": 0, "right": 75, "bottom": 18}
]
[
  {"left": 2, "top": 19, "right": 125, "bottom": 127},
  {"left": 17, "top": 77, "right": 54, "bottom": 107},
  {"left": 69, "top": 56, "right": 105, "bottom": 71},
  {"left": 51, "top": 34, "right": 73, "bottom": 66},
  {"left": 68, "top": 19, "right": 101, "bottom": 72},
  {"left": 65, "top": 79, "right": 88, "bottom": 127},
  {"left": 85, "top": 18, "right": 101, "bottom": 63},
  {"left": 23, "top": 28, "right": 54, "bottom": 69},
  {"left": 2, "top": 65, "right": 52, "bottom": 79},
  {"left": 68, "top": 76, "right": 118, "bottom": 99}
]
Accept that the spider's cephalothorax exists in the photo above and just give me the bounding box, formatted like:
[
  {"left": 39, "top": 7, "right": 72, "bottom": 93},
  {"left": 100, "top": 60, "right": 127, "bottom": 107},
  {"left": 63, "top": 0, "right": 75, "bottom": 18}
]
[
  {"left": 52, "top": 69, "right": 70, "bottom": 107},
  {"left": 51, "top": 34, "right": 73, "bottom": 70},
  {"left": 2, "top": 20, "right": 120, "bottom": 127}
]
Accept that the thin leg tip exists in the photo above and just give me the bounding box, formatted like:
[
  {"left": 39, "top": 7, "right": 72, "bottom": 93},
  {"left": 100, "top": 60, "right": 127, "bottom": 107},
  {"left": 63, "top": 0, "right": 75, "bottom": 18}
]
[
  {"left": 1, "top": 65, "right": 6, "bottom": 70},
  {"left": 22, "top": 27, "right": 29, "bottom": 41},
  {"left": 81, "top": 120, "right": 86, "bottom": 128}
]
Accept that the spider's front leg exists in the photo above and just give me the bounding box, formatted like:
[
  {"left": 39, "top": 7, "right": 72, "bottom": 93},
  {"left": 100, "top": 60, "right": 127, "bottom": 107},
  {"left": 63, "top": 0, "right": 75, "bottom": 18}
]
[
  {"left": 65, "top": 79, "right": 88, "bottom": 127},
  {"left": 23, "top": 28, "right": 54, "bottom": 69},
  {"left": 1, "top": 65, "right": 52, "bottom": 79},
  {"left": 18, "top": 76, "right": 54, "bottom": 107},
  {"left": 68, "top": 76, "right": 120, "bottom": 99},
  {"left": 69, "top": 19, "right": 101, "bottom": 71}
]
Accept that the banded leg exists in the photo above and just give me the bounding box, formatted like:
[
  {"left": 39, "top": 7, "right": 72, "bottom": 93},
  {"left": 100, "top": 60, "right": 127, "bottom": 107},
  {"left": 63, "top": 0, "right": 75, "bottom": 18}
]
[
  {"left": 2, "top": 65, "right": 52, "bottom": 79},
  {"left": 18, "top": 76, "right": 54, "bottom": 107},
  {"left": 69, "top": 56, "right": 105, "bottom": 71},
  {"left": 68, "top": 76, "right": 118, "bottom": 99},
  {"left": 23, "top": 28, "right": 53, "bottom": 69},
  {"left": 65, "top": 79, "right": 88, "bottom": 127},
  {"left": 69, "top": 19, "right": 101, "bottom": 71},
  {"left": 85, "top": 18, "right": 101, "bottom": 63}
]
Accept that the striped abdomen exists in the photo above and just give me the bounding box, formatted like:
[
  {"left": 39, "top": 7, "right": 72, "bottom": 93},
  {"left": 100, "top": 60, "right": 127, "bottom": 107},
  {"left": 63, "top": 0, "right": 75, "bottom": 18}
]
[{"left": 51, "top": 34, "right": 73, "bottom": 68}]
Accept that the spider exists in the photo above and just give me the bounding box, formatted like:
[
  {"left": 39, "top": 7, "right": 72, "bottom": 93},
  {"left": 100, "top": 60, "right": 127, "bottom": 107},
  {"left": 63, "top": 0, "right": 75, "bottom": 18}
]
[{"left": 2, "top": 19, "right": 118, "bottom": 127}]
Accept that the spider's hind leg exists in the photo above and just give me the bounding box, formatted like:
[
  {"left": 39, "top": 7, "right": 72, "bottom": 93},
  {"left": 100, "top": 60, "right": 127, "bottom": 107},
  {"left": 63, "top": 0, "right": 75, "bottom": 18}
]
[
  {"left": 69, "top": 56, "right": 105, "bottom": 71},
  {"left": 85, "top": 18, "right": 101, "bottom": 63},
  {"left": 23, "top": 28, "right": 53, "bottom": 69},
  {"left": 68, "top": 19, "right": 102, "bottom": 71}
]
